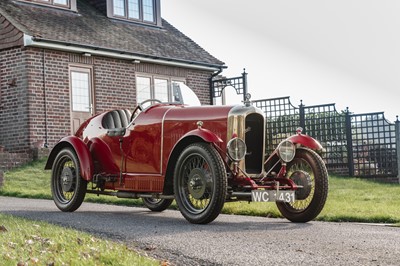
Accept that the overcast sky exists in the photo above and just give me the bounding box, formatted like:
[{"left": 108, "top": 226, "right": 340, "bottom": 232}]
[{"left": 162, "top": 0, "right": 399, "bottom": 122}]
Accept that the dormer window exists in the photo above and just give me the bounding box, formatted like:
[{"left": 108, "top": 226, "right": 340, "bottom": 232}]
[
  {"left": 17, "top": 0, "right": 77, "bottom": 11},
  {"left": 108, "top": 0, "right": 161, "bottom": 26}
]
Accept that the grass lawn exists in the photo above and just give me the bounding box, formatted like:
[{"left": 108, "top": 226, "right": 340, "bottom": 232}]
[
  {"left": 1, "top": 158, "right": 400, "bottom": 224},
  {"left": 0, "top": 213, "right": 159, "bottom": 266}
]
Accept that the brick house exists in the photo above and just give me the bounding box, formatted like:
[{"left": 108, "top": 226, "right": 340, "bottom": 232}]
[{"left": 0, "top": 0, "right": 225, "bottom": 167}]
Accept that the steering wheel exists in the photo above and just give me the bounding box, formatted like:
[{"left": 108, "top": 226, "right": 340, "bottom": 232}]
[{"left": 130, "top": 99, "right": 162, "bottom": 121}]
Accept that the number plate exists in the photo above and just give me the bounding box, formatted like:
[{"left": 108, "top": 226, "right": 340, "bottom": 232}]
[{"left": 251, "top": 190, "right": 295, "bottom": 203}]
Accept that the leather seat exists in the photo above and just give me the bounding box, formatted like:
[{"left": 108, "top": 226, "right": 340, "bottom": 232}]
[{"left": 102, "top": 109, "right": 131, "bottom": 129}]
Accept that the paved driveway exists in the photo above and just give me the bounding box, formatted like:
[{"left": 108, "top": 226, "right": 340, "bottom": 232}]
[{"left": 1, "top": 196, "right": 399, "bottom": 265}]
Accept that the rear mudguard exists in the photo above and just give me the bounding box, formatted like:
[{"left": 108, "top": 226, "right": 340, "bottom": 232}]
[
  {"left": 287, "top": 134, "right": 322, "bottom": 151},
  {"left": 45, "top": 136, "right": 94, "bottom": 181}
]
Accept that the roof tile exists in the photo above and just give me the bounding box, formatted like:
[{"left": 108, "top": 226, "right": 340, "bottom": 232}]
[{"left": 0, "top": 0, "right": 224, "bottom": 67}]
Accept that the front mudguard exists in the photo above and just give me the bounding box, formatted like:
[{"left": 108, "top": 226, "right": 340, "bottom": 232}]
[
  {"left": 45, "top": 136, "right": 94, "bottom": 181},
  {"left": 181, "top": 127, "right": 223, "bottom": 143},
  {"left": 168, "top": 127, "right": 223, "bottom": 163},
  {"left": 264, "top": 133, "right": 323, "bottom": 173},
  {"left": 162, "top": 127, "right": 223, "bottom": 195},
  {"left": 286, "top": 134, "right": 323, "bottom": 151}
]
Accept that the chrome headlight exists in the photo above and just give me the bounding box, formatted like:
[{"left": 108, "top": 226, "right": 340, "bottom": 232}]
[
  {"left": 277, "top": 140, "right": 296, "bottom": 162},
  {"left": 227, "top": 137, "right": 247, "bottom": 161}
]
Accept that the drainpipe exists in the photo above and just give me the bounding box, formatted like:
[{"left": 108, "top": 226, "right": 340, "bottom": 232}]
[
  {"left": 42, "top": 49, "right": 49, "bottom": 148},
  {"left": 209, "top": 67, "right": 223, "bottom": 105}
]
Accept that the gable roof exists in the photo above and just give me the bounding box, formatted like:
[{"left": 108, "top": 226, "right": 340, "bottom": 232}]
[{"left": 0, "top": 0, "right": 225, "bottom": 71}]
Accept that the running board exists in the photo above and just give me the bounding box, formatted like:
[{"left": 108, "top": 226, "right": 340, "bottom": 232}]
[{"left": 86, "top": 190, "right": 175, "bottom": 200}]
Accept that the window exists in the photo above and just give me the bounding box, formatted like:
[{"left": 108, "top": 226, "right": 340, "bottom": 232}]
[
  {"left": 137, "top": 76, "right": 151, "bottom": 103},
  {"left": 53, "top": 0, "right": 68, "bottom": 5},
  {"left": 142, "top": 0, "right": 154, "bottom": 22},
  {"left": 109, "top": 0, "right": 160, "bottom": 25},
  {"left": 18, "top": 0, "right": 76, "bottom": 10},
  {"left": 71, "top": 71, "right": 91, "bottom": 112},
  {"left": 154, "top": 78, "right": 168, "bottom": 102},
  {"left": 70, "top": 67, "right": 93, "bottom": 113},
  {"left": 136, "top": 75, "right": 185, "bottom": 103}
]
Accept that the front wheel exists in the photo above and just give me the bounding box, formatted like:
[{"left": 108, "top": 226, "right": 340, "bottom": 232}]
[
  {"left": 276, "top": 148, "right": 328, "bottom": 222},
  {"left": 174, "top": 143, "right": 227, "bottom": 224},
  {"left": 51, "top": 148, "right": 87, "bottom": 212},
  {"left": 142, "top": 198, "right": 173, "bottom": 212}
]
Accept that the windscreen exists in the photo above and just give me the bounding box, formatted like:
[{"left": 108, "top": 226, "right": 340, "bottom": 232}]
[{"left": 172, "top": 82, "right": 201, "bottom": 106}]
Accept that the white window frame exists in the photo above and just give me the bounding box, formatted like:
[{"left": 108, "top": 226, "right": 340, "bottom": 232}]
[
  {"left": 136, "top": 75, "right": 186, "bottom": 103},
  {"left": 18, "top": 0, "right": 76, "bottom": 11},
  {"left": 69, "top": 66, "right": 94, "bottom": 114},
  {"left": 108, "top": 0, "right": 161, "bottom": 26}
]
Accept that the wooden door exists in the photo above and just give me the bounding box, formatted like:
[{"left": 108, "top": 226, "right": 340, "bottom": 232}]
[{"left": 70, "top": 66, "right": 94, "bottom": 134}]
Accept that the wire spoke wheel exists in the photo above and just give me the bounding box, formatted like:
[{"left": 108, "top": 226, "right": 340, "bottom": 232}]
[
  {"left": 276, "top": 148, "right": 328, "bottom": 222},
  {"left": 174, "top": 143, "right": 227, "bottom": 224},
  {"left": 51, "top": 148, "right": 87, "bottom": 212},
  {"left": 181, "top": 156, "right": 213, "bottom": 213},
  {"left": 142, "top": 198, "right": 173, "bottom": 212}
]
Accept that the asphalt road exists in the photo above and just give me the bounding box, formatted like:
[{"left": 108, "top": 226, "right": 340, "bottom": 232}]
[{"left": 1, "top": 196, "right": 399, "bottom": 266}]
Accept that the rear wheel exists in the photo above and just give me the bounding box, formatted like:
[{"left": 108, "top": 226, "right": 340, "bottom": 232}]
[
  {"left": 276, "top": 148, "right": 328, "bottom": 222},
  {"left": 174, "top": 143, "right": 227, "bottom": 224},
  {"left": 51, "top": 148, "right": 87, "bottom": 212},
  {"left": 142, "top": 198, "right": 173, "bottom": 212}
]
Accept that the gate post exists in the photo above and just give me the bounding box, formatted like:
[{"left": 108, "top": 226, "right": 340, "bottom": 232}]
[
  {"left": 396, "top": 116, "right": 400, "bottom": 183},
  {"left": 299, "top": 100, "right": 306, "bottom": 134},
  {"left": 242, "top": 69, "right": 248, "bottom": 103},
  {"left": 345, "top": 107, "right": 354, "bottom": 176}
]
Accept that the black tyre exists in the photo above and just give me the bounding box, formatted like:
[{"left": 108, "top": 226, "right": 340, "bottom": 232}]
[
  {"left": 51, "top": 148, "right": 87, "bottom": 212},
  {"left": 276, "top": 148, "right": 328, "bottom": 222},
  {"left": 142, "top": 198, "right": 173, "bottom": 212},
  {"left": 174, "top": 143, "right": 227, "bottom": 224}
]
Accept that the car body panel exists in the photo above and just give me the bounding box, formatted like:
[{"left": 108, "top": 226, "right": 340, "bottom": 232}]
[{"left": 70, "top": 104, "right": 234, "bottom": 192}]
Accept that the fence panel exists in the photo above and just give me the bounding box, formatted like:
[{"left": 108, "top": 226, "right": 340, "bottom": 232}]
[
  {"left": 302, "top": 104, "right": 349, "bottom": 176},
  {"left": 349, "top": 112, "right": 398, "bottom": 178},
  {"left": 254, "top": 97, "right": 300, "bottom": 154},
  {"left": 253, "top": 97, "right": 399, "bottom": 180}
]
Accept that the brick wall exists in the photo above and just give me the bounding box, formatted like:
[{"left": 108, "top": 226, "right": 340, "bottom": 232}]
[
  {"left": 186, "top": 69, "right": 213, "bottom": 105},
  {"left": 93, "top": 56, "right": 136, "bottom": 112},
  {"left": 0, "top": 150, "right": 31, "bottom": 170},
  {"left": 1, "top": 47, "right": 214, "bottom": 154},
  {"left": 26, "top": 48, "right": 71, "bottom": 150},
  {"left": 0, "top": 47, "right": 30, "bottom": 152}
]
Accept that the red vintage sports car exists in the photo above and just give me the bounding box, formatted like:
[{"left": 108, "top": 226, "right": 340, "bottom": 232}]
[{"left": 45, "top": 83, "right": 328, "bottom": 224}]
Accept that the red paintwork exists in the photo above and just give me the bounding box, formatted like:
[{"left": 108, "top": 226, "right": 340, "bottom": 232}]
[
  {"left": 46, "top": 136, "right": 94, "bottom": 181},
  {"left": 287, "top": 133, "right": 323, "bottom": 150},
  {"left": 63, "top": 104, "right": 233, "bottom": 192},
  {"left": 181, "top": 128, "right": 223, "bottom": 143}
]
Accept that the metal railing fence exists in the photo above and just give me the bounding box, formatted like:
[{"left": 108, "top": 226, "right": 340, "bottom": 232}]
[{"left": 253, "top": 97, "right": 399, "bottom": 181}]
